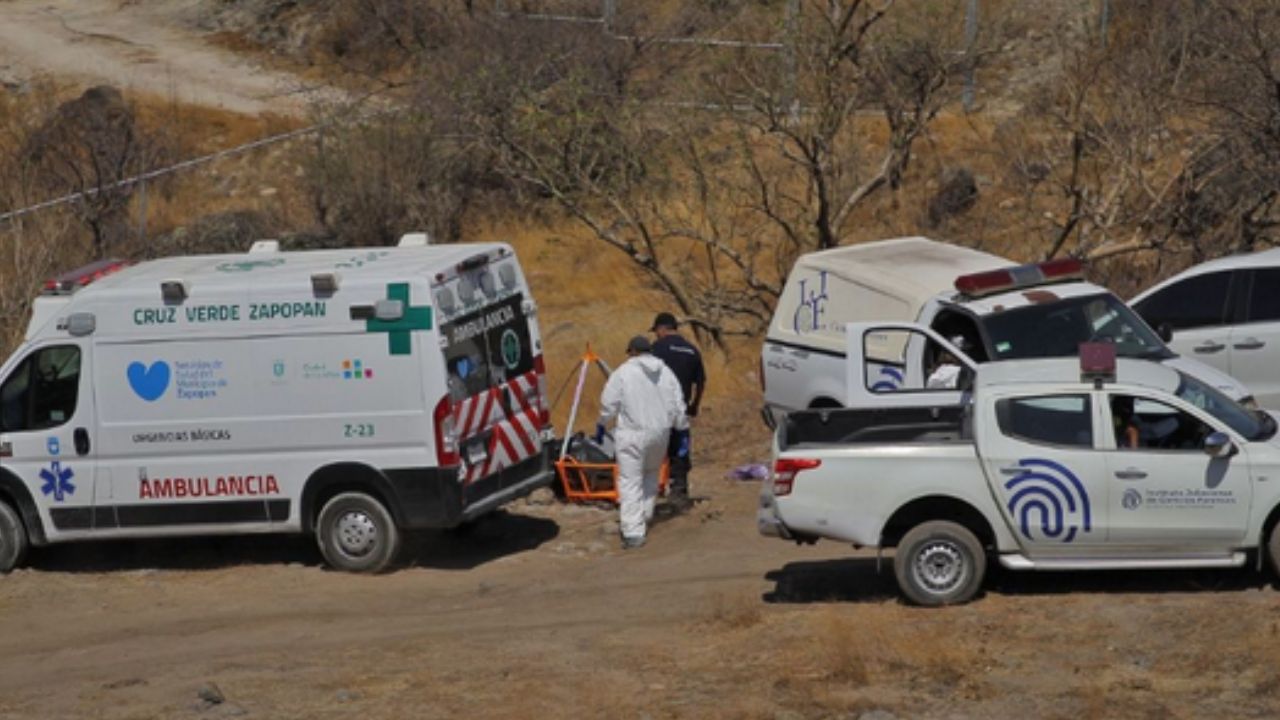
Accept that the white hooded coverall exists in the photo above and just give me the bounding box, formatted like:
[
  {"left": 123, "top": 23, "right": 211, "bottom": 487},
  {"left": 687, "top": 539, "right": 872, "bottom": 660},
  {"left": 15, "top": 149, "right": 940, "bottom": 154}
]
[{"left": 598, "top": 354, "right": 688, "bottom": 540}]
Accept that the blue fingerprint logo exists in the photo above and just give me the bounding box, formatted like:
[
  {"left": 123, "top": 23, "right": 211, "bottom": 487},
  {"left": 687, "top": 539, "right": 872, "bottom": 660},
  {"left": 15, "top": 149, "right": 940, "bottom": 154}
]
[
  {"left": 1004, "top": 458, "right": 1092, "bottom": 543},
  {"left": 869, "top": 366, "right": 904, "bottom": 392}
]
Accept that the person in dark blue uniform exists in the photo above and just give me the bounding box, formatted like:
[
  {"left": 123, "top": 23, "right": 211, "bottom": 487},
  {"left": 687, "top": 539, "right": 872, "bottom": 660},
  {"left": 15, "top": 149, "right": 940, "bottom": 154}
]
[{"left": 650, "top": 312, "right": 705, "bottom": 505}]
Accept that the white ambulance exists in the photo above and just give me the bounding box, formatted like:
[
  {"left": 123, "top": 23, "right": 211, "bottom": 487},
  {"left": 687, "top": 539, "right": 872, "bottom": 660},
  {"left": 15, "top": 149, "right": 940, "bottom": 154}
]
[{"left": 0, "top": 236, "right": 555, "bottom": 573}]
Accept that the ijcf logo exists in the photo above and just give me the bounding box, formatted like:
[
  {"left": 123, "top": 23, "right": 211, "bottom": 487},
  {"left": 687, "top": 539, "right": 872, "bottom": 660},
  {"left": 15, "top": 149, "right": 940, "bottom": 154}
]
[
  {"left": 342, "top": 359, "right": 373, "bottom": 380},
  {"left": 869, "top": 366, "right": 904, "bottom": 393},
  {"left": 1003, "top": 458, "right": 1092, "bottom": 543},
  {"left": 791, "top": 271, "right": 829, "bottom": 334},
  {"left": 1122, "top": 488, "right": 1143, "bottom": 511}
]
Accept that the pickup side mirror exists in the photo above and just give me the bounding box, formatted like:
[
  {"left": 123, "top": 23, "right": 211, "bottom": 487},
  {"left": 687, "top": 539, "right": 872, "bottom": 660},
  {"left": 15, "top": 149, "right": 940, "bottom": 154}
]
[
  {"left": 1204, "top": 431, "right": 1235, "bottom": 458},
  {"left": 1157, "top": 322, "right": 1174, "bottom": 344}
]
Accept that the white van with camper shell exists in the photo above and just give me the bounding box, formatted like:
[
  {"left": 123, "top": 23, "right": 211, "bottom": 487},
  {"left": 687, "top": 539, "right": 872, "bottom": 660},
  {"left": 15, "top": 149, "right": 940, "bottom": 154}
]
[
  {"left": 761, "top": 237, "right": 1253, "bottom": 425},
  {"left": 0, "top": 235, "right": 555, "bottom": 573}
]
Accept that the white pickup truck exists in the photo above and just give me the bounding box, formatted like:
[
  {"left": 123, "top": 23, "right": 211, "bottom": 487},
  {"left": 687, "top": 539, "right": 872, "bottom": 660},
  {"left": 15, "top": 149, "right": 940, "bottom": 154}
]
[{"left": 758, "top": 323, "right": 1280, "bottom": 606}]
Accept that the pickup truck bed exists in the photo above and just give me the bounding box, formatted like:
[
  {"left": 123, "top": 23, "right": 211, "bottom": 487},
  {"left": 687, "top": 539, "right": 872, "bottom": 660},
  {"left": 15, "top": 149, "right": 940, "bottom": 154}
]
[{"left": 781, "top": 405, "right": 970, "bottom": 450}]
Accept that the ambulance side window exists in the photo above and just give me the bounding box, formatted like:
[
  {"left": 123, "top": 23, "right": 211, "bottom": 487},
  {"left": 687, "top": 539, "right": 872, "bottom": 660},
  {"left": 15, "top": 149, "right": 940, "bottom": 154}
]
[{"left": 0, "top": 345, "right": 81, "bottom": 432}]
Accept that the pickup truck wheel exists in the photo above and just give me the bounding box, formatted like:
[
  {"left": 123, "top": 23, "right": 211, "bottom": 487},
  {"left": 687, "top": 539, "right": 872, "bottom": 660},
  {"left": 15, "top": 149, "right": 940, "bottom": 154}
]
[
  {"left": 1267, "top": 523, "right": 1280, "bottom": 580},
  {"left": 316, "top": 492, "right": 401, "bottom": 573},
  {"left": 894, "top": 521, "right": 985, "bottom": 606},
  {"left": 0, "top": 500, "right": 29, "bottom": 573}
]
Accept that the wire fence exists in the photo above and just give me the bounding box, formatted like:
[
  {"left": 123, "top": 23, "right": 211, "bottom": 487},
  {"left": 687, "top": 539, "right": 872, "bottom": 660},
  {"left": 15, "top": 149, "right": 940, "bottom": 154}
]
[
  {"left": 0, "top": 0, "right": 1111, "bottom": 229},
  {"left": 0, "top": 124, "right": 323, "bottom": 225},
  {"left": 0, "top": 0, "right": 805, "bottom": 228}
]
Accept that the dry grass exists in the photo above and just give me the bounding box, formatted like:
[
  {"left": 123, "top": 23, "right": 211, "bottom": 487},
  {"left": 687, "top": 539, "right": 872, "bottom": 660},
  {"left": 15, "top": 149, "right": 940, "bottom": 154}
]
[{"left": 705, "top": 590, "right": 764, "bottom": 630}]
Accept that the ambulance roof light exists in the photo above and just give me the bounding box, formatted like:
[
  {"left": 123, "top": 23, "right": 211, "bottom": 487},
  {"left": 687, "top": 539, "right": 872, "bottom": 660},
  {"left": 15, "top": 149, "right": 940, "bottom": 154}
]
[
  {"left": 248, "top": 240, "right": 280, "bottom": 254},
  {"left": 398, "top": 232, "right": 431, "bottom": 247},
  {"left": 42, "top": 258, "right": 130, "bottom": 295},
  {"left": 160, "top": 280, "right": 188, "bottom": 304},
  {"left": 954, "top": 258, "right": 1084, "bottom": 299},
  {"left": 311, "top": 272, "right": 340, "bottom": 296},
  {"left": 456, "top": 253, "right": 490, "bottom": 273}
]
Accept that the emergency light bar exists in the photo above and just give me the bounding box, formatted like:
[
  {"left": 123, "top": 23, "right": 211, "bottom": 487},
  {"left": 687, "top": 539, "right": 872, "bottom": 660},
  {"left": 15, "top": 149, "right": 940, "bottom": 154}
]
[
  {"left": 954, "top": 258, "right": 1084, "bottom": 299},
  {"left": 433, "top": 247, "right": 510, "bottom": 286},
  {"left": 456, "top": 253, "right": 490, "bottom": 273},
  {"left": 43, "top": 258, "right": 129, "bottom": 295},
  {"left": 1079, "top": 341, "right": 1116, "bottom": 385}
]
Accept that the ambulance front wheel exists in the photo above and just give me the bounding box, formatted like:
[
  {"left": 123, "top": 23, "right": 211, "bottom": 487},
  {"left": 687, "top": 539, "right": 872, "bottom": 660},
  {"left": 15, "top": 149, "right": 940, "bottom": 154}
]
[
  {"left": 316, "top": 492, "right": 402, "bottom": 573},
  {"left": 0, "top": 500, "right": 28, "bottom": 573}
]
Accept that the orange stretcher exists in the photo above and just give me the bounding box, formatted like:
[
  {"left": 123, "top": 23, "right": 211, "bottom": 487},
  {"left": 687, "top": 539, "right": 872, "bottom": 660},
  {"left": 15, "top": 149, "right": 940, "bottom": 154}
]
[
  {"left": 555, "top": 454, "right": 670, "bottom": 503},
  {"left": 551, "top": 345, "right": 669, "bottom": 503}
]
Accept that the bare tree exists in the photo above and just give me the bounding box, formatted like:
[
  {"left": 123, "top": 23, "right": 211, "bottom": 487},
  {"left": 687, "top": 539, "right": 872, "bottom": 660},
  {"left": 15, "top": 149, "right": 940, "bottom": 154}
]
[
  {"left": 1175, "top": 1, "right": 1280, "bottom": 259},
  {"left": 0, "top": 97, "right": 84, "bottom": 350},
  {"left": 22, "top": 86, "right": 167, "bottom": 257},
  {"left": 303, "top": 105, "right": 489, "bottom": 247},
  {"left": 467, "top": 1, "right": 995, "bottom": 342},
  {"left": 986, "top": 1, "right": 1280, "bottom": 292},
  {"left": 291, "top": 1, "right": 1001, "bottom": 342},
  {"left": 727, "top": 0, "right": 981, "bottom": 251}
]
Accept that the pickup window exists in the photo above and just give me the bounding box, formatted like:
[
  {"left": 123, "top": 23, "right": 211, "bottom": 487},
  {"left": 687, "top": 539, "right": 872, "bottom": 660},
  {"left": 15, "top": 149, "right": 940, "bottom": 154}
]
[
  {"left": 1109, "top": 394, "right": 1213, "bottom": 451},
  {"left": 995, "top": 394, "right": 1092, "bottom": 448},
  {"left": 781, "top": 405, "right": 969, "bottom": 450}
]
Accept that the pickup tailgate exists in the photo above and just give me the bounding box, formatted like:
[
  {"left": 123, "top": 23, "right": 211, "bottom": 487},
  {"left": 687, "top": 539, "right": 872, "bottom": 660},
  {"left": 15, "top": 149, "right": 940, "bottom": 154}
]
[{"left": 760, "top": 442, "right": 990, "bottom": 546}]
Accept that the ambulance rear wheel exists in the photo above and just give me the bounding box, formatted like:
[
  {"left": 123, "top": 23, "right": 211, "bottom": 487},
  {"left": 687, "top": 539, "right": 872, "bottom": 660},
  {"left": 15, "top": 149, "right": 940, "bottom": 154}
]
[
  {"left": 316, "top": 492, "right": 401, "bottom": 573},
  {"left": 0, "top": 500, "right": 28, "bottom": 573}
]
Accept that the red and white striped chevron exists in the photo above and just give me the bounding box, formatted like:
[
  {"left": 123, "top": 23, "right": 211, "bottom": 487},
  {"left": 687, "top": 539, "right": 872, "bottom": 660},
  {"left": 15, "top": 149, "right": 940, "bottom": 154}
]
[{"left": 454, "top": 368, "right": 545, "bottom": 484}]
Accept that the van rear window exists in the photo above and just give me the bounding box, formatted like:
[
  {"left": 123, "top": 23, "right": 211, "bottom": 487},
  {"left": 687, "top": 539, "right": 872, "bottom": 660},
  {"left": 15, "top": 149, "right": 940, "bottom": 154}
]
[{"left": 441, "top": 293, "right": 533, "bottom": 401}]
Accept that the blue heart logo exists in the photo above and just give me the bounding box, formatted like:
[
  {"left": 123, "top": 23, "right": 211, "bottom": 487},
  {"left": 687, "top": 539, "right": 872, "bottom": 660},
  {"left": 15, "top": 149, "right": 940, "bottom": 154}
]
[
  {"left": 457, "top": 357, "right": 472, "bottom": 378},
  {"left": 127, "top": 361, "right": 170, "bottom": 401}
]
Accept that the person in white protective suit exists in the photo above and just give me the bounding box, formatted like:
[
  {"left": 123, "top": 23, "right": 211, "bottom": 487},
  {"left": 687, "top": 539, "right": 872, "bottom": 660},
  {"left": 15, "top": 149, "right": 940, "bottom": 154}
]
[{"left": 595, "top": 335, "right": 688, "bottom": 549}]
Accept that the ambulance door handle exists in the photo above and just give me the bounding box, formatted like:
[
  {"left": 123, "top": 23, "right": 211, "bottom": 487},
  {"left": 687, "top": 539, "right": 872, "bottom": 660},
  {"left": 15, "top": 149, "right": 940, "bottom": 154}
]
[{"left": 74, "top": 427, "right": 90, "bottom": 456}]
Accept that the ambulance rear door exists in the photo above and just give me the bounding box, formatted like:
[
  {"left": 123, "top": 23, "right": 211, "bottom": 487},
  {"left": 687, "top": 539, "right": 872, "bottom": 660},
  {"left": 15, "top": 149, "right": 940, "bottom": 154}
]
[{"left": 434, "top": 249, "right": 549, "bottom": 502}]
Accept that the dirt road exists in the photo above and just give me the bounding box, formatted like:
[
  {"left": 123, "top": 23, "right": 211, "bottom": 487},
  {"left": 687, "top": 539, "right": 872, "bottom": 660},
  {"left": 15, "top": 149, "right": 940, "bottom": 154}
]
[
  {"left": 0, "top": 0, "right": 312, "bottom": 115},
  {"left": 3, "top": 447, "right": 1280, "bottom": 719}
]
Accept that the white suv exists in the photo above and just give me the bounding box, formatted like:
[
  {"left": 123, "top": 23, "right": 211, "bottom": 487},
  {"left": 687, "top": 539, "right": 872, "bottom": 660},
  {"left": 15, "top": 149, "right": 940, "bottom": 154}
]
[{"left": 1132, "top": 248, "right": 1280, "bottom": 408}]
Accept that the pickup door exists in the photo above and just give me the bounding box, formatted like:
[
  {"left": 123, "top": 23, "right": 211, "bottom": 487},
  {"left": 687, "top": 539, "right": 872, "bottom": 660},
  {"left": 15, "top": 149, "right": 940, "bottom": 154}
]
[
  {"left": 976, "top": 391, "right": 1110, "bottom": 550},
  {"left": 1099, "top": 390, "right": 1252, "bottom": 546},
  {"left": 844, "top": 322, "right": 974, "bottom": 409}
]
